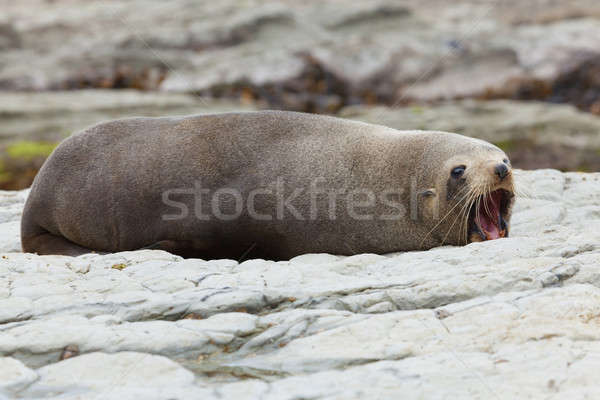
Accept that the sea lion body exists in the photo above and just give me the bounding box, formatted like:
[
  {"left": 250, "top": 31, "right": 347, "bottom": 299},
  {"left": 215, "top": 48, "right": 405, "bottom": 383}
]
[{"left": 21, "top": 111, "right": 514, "bottom": 260}]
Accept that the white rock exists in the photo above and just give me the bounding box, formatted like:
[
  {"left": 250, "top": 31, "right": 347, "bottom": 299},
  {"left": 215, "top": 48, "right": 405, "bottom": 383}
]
[
  {"left": 0, "top": 222, "right": 21, "bottom": 253},
  {"left": 0, "top": 357, "right": 37, "bottom": 392},
  {"left": 23, "top": 352, "right": 195, "bottom": 397}
]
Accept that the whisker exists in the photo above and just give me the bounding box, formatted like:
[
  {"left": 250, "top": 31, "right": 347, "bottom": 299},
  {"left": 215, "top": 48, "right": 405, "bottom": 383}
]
[
  {"left": 441, "top": 210, "right": 462, "bottom": 245},
  {"left": 419, "top": 186, "right": 475, "bottom": 248},
  {"left": 513, "top": 185, "right": 533, "bottom": 199},
  {"left": 459, "top": 189, "right": 479, "bottom": 244},
  {"left": 443, "top": 189, "right": 477, "bottom": 246},
  {"left": 482, "top": 181, "right": 492, "bottom": 217}
]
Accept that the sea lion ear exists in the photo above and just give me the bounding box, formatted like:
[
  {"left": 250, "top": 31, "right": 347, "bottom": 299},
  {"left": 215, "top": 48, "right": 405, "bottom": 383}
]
[{"left": 419, "top": 188, "right": 436, "bottom": 197}]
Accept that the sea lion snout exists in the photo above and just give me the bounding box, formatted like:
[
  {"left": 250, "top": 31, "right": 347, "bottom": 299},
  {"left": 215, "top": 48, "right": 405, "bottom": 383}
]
[
  {"left": 438, "top": 151, "right": 515, "bottom": 246},
  {"left": 480, "top": 158, "right": 512, "bottom": 185},
  {"left": 494, "top": 163, "right": 509, "bottom": 180}
]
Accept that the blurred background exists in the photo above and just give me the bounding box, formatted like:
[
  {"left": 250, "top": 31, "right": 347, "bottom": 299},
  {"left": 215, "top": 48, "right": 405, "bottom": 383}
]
[{"left": 1, "top": 0, "right": 599, "bottom": 190}]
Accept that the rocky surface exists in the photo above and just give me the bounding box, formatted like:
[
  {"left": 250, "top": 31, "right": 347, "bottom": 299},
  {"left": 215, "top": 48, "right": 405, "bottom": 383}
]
[
  {"left": 0, "top": 169, "right": 599, "bottom": 398},
  {"left": 0, "top": 90, "right": 254, "bottom": 146},
  {"left": 1, "top": 0, "right": 600, "bottom": 112}
]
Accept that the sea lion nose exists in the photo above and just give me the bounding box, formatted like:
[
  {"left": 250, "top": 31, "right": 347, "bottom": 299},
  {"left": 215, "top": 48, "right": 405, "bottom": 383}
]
[{"left": 495, "top": 163, "right": 509, "bottom": 179}]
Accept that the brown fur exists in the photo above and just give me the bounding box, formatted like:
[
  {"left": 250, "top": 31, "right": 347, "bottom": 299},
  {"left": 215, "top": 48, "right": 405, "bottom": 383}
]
[{"left": 21, "top": 111, "right": 513, "bottom": 260}]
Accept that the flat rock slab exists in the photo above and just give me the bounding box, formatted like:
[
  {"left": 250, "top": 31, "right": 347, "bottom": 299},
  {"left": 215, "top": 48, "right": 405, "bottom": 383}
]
[{"left": 0, "top": 169, "right": 599, "bottom": 399}]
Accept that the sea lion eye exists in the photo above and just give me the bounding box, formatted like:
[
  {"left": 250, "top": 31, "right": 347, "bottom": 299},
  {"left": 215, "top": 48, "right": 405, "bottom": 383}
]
[
  {"left": 451, "top": 165, "right": 465, "bottom": 178},
  {"left": 503, "top": 158, "right": 510, "bottom": 165}
]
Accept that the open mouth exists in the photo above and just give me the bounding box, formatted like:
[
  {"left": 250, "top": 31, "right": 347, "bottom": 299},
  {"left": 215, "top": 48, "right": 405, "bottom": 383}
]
[{"left": 468, "top": 189, "right": 512, "bottom": 241}]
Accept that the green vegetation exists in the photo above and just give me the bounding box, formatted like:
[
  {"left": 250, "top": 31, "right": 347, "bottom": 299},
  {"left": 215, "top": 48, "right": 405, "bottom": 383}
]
[
  {"left": 5, "top": 141, "right": 57, "bottom": 161},
  {"left": 410, "top": 105, "right": 424, "bottom": 114},
  {"left": 0, "top": 160, "right": 11, "bottom": 184},
  {"left": 0, "top": 140, "right": 59, "bottom": 189},
  {"left": 494, "top": 139, "right": 517, "bottom": 152}
]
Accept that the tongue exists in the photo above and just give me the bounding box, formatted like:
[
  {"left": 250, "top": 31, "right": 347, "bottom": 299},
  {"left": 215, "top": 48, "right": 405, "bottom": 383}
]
[{"left": 477, "top": 214, "right": 501, "bottom": 239}]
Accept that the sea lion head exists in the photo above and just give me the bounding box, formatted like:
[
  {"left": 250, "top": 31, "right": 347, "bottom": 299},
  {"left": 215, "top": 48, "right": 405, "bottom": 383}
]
[{"left": 418, "top": 133, "right": 515, "bottom": 247}]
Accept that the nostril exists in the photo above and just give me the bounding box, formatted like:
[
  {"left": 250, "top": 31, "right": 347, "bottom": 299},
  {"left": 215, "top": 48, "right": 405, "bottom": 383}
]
[{"left": 495, "top": 163, "right": 509, "bottom": 179}]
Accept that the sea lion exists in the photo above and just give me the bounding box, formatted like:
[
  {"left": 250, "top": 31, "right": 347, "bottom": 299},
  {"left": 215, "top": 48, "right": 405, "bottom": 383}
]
[{"left": 21, "top": 110, "right": 515, "bottom": 260}]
